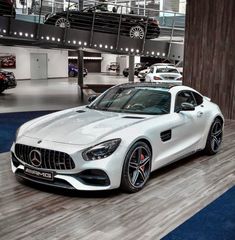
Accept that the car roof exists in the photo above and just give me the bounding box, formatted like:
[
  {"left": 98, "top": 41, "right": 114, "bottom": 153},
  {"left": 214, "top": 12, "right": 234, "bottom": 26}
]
[
  {"left": 116, "top": 82, "right": 182, "bottom": 90},
  {"left": 155, "top": 65, "right": 177, "bottom": 69},
  {"left": 152, "top": 63, "right": 175, "bottom": 66}
]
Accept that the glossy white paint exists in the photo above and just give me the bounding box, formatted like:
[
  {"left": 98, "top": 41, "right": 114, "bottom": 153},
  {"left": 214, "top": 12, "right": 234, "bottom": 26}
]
[{"left": 11, "top": 85, "right": 224, "bottom": 190}]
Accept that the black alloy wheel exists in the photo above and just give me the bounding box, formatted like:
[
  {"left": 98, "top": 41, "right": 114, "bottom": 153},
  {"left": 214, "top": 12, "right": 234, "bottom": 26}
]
[
  {"left": 204, "top": 118, "right": 223, "bottom": 155},
  {"left": 121, "top": 141, "right": 151, "bottom": 193}
]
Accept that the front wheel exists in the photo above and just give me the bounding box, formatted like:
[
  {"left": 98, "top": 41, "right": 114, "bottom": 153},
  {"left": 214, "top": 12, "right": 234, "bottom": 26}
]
[
  {"left": 121, "top": 141, "right": 152, "bottom": 193},
  {"left": 0, "top": 87, "right": 5, "bottom": 93},
  {"left": 55, "top": 17, "right": 71, "bottom": 28},
  {"left": 130, "top": 26, "right": 145, "bottom": 39},
  {"left": 204, "top": 118, "right": 223, "bottom": 155}
]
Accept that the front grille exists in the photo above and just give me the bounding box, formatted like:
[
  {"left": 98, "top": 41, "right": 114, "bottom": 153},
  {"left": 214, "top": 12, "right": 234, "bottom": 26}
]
[{"left": 15, "top": 144, "right": 75, "bottom": 170}]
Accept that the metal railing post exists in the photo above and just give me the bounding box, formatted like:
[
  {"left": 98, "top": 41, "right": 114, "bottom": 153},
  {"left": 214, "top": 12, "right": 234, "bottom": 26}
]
[
  {"left": 89, "top": 2, "right": 96, "bottom": 47},
  {"left": 116, "top": 6, "right": 123, "bottom": 51},
  {"left": 36, "top": 0, "right": 43, "bottom": 39},
  {"left": 141, "top": 10, "right": 149, "bottom": 54},
  {"left": 167, "top": 12, "right": 176, "bottom": 59},
  {"left": 62, "top": 0, "right": 70, "bottom": 44}
]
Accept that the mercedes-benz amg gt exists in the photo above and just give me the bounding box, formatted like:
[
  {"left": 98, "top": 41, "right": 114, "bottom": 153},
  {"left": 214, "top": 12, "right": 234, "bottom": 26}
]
[{"left": 11, "top": 83, "right": 224, "bottom": 193}]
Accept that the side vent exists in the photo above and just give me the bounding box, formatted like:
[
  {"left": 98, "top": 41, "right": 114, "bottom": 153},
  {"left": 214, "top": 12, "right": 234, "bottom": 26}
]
[
  {"left": 76, "top": 110, "right": 86, "bottom": 113},
  {"left": 122, "top": 116, "right": 145, "bottom": 119},
  {"left": 160, "top": 130, "right": 172, "bottom": 142}
]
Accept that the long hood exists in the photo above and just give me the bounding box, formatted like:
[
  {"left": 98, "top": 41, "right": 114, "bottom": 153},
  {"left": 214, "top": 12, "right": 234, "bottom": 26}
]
[{"left": 23, "top": 107, "right": 150, "bottom": 145}]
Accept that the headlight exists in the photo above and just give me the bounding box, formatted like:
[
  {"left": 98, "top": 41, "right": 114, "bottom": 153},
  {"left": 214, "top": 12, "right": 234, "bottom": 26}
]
[{"left": 82, "top": 139, "right": 121, "bottom": 161}]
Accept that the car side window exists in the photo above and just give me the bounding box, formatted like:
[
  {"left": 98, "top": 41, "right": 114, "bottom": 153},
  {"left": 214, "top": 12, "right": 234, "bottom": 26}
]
[
  {"left": 149, "top": 67, "right": 154, "bottom": 73},
  {"left": 174, "top": 91, "right": 197, "bottom": 112},
  {"left": 192, "top": 92, "right": 203, "bottom": 105}
]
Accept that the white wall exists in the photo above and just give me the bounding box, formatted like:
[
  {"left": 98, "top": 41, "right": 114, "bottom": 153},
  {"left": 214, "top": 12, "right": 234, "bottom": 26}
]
[
  {"left": 101, "top": 53, "right": 117, "bottom": 72},
  {"left": 0, "top": 46, "right": 68, "bottom": 79}
]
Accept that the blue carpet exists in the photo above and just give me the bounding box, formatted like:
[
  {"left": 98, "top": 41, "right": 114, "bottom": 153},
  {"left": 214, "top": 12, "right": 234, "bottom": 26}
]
[
  {"left": 163, "top": 186, "right": 235, "bottom": 240},
  {"left": 0, "top": 111, "right": 55, "bottom": 153}
]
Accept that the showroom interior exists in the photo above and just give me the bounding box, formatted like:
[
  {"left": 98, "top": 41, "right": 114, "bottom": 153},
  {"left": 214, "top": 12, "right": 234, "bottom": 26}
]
[{"left": 0, "top": 0, "right": 234, "bottom": 239}]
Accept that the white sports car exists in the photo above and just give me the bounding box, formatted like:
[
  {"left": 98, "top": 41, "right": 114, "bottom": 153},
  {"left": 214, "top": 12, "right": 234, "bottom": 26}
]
[
  {"left": 11, "top": 83, "right": 224, "bottom": 193},
  {"left": 145, "top": 65, "right": 182, "bottom": 83}
]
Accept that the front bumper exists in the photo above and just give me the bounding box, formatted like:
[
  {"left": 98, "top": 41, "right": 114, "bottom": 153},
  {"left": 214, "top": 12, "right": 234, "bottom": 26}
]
[
  {"left": 1, "top": 77, "right": 17, "bottom": 90},
  {"left": 10, "top": 139, "right": 124, "bottom": 191}
]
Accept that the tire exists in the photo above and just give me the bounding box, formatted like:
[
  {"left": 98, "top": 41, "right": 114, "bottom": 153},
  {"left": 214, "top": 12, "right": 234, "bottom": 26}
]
[
  {"left": 121, "top": 141, "right": 152, "bottom": 193},
  {"left": 0, "top": 87, "right": 5, "bottom": 93},
  {"left": 204, "top": 118, "right": 223, "bottom": 155},
  {"left": 55, "top": 17, "right": 71, "bottom": 28},
  {"left": 69, "top": 71, "right": 75, "bottom": 77},
  {"left": 123, "top": 72, "right": 129, "bottom": 77},
  {"left": 130, "top": 25, "right": 145, "bottom": 39}
]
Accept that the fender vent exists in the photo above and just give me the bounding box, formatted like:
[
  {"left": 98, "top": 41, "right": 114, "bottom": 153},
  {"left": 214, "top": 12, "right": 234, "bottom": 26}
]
[
  {"left": 160, "top": 130, "right": 172, "bottom": 142},
  {"left": 76, "top": 110, "right": 86, "bottom": 113},
  {"left": 122, "top": 116, "right": 145, "bottom": 119}
]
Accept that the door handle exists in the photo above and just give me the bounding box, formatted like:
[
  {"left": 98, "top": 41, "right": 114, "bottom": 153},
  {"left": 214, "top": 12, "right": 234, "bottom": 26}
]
[{"left": 197, "top": 111, "right": 203, "bottom": 117}]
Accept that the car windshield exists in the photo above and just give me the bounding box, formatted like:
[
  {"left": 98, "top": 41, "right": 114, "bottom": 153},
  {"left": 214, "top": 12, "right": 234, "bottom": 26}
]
[
  {"left": 89, "top": 86, "right": 171, "bottom": 115},
  {"left": 156, "top": 67, "right": 178, "bottom": 73}
]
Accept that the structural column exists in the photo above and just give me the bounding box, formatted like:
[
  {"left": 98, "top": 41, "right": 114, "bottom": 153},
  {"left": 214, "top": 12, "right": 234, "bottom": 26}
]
[
  {"left": 128, "top": 55, "right": 135, "bottom": 82},
  {"left": 78, "top": 49, "right": 84, "bottom": 101},
  {"left": 183, "top": 0, "right": 235, "bottom": 119}
]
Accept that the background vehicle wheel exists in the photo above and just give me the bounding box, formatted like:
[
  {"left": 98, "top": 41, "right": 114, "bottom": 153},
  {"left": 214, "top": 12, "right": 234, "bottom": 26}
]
[
  {"left": 123, "top": 72, "right": 129, "bottom": 77},
  {"left": 55, "top": 18, "right": 71, "bottom": 28},
  {"left": 121, "top": 141, "right": 151, "bottom": 193},
  {"left": 69, "top": 70, "right": 75, "bottom": 77},
  {"left": 0, "top": 88, "right": 5, "bottom": 93},
  {"left": 130, "top": 26, "right": 145, "bottom": 39},
  {"left": 204, "top": 118, "right": 223, "bottom": 155}
]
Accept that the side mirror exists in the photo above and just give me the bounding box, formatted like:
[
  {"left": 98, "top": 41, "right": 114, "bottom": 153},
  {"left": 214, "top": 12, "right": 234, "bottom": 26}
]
[
  {"left": 180, "top": 102, "right": 195, "bottom": 112},
  {"left": 88, "top": 95, "right": 97, "bottom": 103}
]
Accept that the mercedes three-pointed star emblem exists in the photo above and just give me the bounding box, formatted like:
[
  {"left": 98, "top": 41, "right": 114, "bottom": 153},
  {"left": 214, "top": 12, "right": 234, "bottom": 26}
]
[{"left": 29, "top": 150, "right": 42, "bottom": 167}]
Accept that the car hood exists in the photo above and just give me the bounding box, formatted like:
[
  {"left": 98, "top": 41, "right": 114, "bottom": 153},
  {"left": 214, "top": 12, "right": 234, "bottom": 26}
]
[{"left": 23, "top": 108, "right": 150, "bottom": 145}]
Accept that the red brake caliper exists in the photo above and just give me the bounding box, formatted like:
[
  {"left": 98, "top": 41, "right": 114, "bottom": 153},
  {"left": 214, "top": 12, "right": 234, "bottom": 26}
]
[{"left": 140, "top": 154, "right": 145, "bottom": 172}]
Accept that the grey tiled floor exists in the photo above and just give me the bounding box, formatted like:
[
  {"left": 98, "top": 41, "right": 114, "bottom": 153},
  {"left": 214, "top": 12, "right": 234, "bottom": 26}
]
[{"left": 0, "top": 73, "right": 131, "bottom": 113}]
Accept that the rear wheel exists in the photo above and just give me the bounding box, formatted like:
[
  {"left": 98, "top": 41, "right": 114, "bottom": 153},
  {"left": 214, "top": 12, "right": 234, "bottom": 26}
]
[
  {"left": 55, "top": 17, "right": 71, "bottom": 28},
  {"left": 130, "top": 26, "right": 145, "bottom": 39},
  {"left": 204, "top": 118, "right": 223, "bottom": 155},
  {"left": 69, "top": 70, "right": 75, "bottom": 77},
  {"left": 121, "top": 141, "right": 151, "bottom": 193}
]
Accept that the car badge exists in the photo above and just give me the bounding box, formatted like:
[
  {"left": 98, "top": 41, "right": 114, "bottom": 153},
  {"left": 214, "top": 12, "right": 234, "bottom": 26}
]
[{"left": 29, "top": 150, "right": 42, "bottom": 168}]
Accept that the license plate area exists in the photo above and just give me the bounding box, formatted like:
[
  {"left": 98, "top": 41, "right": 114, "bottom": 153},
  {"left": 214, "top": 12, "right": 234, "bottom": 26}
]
[{"left": 24, "top": 165, "right": 54, "bottom": 181}]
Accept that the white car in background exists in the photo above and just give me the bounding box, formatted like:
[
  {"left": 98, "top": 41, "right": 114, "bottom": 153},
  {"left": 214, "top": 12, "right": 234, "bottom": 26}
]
[
  {"left": 138, "top": 68, "right": 150, "bottom": 81},
  {"left": 145, "top": 65, "right": 182, "bottom": 83},
  {"left": 11, "top": 83, "right": 224, "bottom": 193}
]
